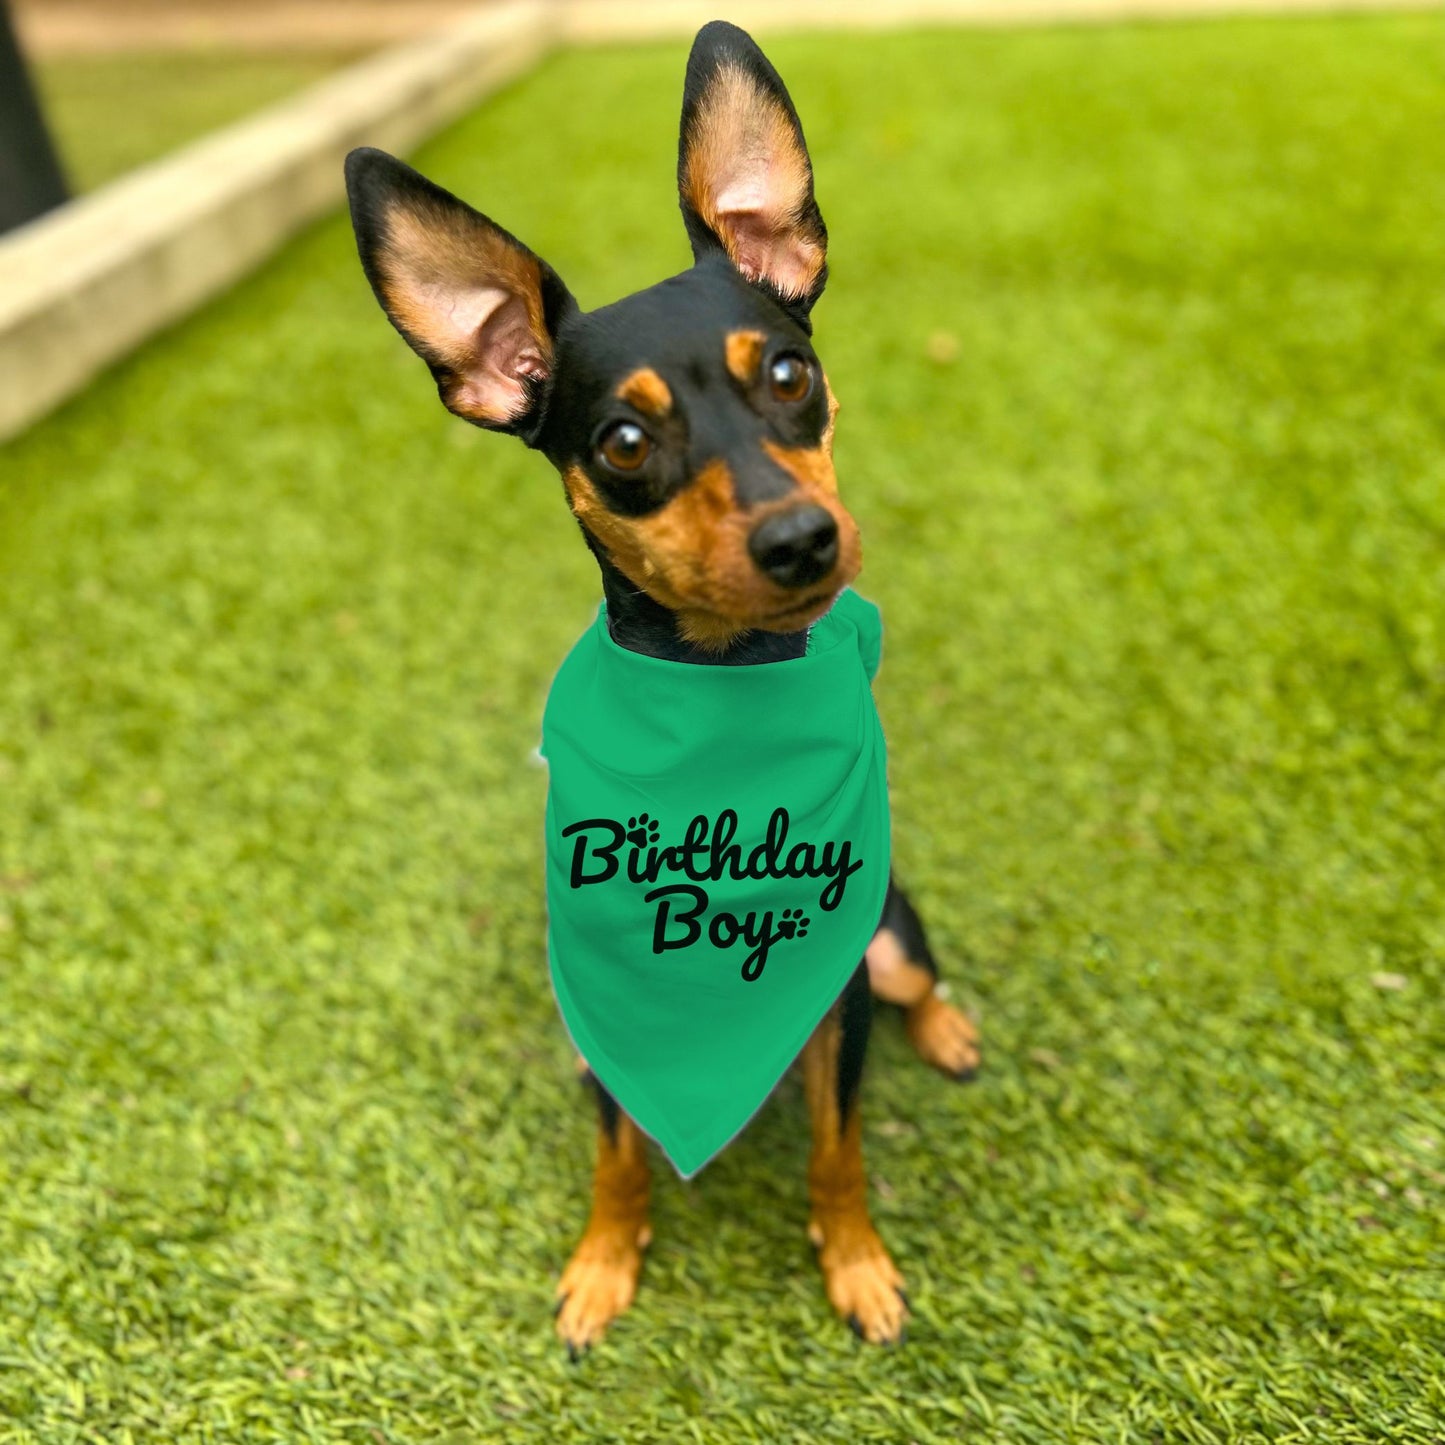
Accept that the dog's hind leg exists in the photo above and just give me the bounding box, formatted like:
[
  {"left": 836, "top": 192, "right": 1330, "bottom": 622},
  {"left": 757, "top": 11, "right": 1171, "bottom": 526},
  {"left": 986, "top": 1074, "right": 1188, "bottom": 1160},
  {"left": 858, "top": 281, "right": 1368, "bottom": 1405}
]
[
  {"left": 802, "top": 961, "right": 908, "bottom": 1344},
  {"left": 555, "top": 1074, "right": 652, "bottom": 1357},
  {"left": 866, "top": 874, "right": 981, "bottom": 1081}
]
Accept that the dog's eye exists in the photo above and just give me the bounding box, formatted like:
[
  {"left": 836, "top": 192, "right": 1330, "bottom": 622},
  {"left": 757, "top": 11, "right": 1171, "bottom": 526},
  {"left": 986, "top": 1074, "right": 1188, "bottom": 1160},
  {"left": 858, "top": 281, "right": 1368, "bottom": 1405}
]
[
  {"left": 768, "top": 353, "right": 812, "bottom": 404},
  {"left": 597, "top": 421, "right": 651, "bottom": 473}
]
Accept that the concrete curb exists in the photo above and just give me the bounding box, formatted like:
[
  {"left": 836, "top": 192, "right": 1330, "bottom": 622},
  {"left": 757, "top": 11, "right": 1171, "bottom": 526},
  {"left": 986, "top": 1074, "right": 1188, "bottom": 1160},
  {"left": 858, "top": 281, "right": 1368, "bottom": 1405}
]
[
  {"left": 0, "top": 0, "right": 554, "bottom": 442},
  {"left": 13, "top": 2, "right": 480, "bottom": 56},
  {"left": 560, "top": 0, "right": 1444, "bottom": 43}
]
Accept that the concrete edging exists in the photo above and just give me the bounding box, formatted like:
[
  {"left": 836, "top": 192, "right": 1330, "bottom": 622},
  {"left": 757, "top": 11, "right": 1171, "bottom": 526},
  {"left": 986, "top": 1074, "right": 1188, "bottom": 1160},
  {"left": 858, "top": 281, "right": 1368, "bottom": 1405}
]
[
  {"left": 0, "top": 0, "right": 554, "bottom": 442},
  {"left": 560, "top": 0, "right": 1444, "bottom": 43},
  {"left": 3, "top": 0, "right": 1442, "bottom": 441}
]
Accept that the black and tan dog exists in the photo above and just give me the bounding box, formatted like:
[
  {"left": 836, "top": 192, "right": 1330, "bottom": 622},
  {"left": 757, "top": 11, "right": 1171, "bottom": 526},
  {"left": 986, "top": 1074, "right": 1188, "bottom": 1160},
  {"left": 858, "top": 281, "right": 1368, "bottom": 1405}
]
[{"left": 344, "top": 20, "right": 980, "bottom": 1351}]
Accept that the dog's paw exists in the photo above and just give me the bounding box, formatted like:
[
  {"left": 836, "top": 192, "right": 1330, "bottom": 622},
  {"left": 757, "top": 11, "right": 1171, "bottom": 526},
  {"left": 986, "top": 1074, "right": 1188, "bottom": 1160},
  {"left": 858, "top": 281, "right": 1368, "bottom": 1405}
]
[
  {"left": 554, "top": 1222, "right": 650, "bottom": 1357},
  {"left": 906, "top": 992, "right": 981, "bottom": 1081},
  {"left": 809, "top": 1217, "right": 908, "bottom": 1345}
]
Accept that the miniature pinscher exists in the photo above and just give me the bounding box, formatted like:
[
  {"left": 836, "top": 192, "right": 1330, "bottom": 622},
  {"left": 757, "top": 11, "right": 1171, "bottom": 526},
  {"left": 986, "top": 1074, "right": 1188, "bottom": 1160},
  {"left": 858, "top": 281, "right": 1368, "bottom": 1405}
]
[{"left": 344, "top": 20, "right": 981, "bottom": 1352}]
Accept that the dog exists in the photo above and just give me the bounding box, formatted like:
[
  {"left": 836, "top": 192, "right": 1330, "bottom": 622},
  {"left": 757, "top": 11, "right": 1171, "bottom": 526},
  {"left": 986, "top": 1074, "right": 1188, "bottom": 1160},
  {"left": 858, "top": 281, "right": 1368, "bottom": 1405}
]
[{"left": 343, "top": 20, "right": 981, "bottom": 1352}]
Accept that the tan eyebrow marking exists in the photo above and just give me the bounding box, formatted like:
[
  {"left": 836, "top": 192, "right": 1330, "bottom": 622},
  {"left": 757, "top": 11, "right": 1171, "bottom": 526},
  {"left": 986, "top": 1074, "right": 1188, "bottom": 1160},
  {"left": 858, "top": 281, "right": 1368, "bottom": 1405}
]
[
  {"left": 725, "top": 329, "right": 767, "bottom": 386},
  {"left": 615, "top": 368, "right": 673, "bottom": 418},
  {"left": 763, "top": 439, "right": 839, "bottom": 497}
]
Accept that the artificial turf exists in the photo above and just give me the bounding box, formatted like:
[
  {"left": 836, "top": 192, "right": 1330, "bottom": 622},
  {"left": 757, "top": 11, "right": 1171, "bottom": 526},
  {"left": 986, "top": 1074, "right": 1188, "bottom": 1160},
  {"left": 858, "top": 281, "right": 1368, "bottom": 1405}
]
[
  {"left": 32, "top": 50, "right": 361, "bottom": 192},
  {"left": 2, "top": 13, "right": 1444, "bottom": 1443}
]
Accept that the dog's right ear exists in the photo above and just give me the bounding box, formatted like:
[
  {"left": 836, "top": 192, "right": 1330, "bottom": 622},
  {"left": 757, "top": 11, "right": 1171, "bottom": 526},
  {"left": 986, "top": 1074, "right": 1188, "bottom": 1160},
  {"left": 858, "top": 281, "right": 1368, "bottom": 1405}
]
[
  {"left": 344, "top": 147, "right": 574, "bottom": 442},
  {"left": 678, "top": 22, "right": 828, "bottom": 326}
]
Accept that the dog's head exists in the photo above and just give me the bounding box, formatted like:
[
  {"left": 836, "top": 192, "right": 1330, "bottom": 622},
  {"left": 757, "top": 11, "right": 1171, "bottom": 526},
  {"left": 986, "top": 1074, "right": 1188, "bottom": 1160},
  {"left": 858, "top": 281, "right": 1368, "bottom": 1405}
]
[{"left": 345, "top": 22, "right": 858, "bottom": 649}]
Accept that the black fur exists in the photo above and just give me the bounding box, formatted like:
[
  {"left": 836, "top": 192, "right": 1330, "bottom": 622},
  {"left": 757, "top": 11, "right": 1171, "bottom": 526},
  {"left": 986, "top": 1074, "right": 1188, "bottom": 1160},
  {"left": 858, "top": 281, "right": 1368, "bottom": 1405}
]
[
  {"left": 591, "top": 547, "right": 812, "bottom": 665},
  {"left": 836, "top": 960, "right": 873, "bottom": 1129},
  {"left": 878, "top": 875, "right": 940, "bottom": 981},
  {"left": 587, "top": 1069, "right": 622, "bottom": 1144},
  {"left": 342, "top": 21, "right": 954, "bottom": 1196},
  {"left": 538, "top": 256, "right": 828, "bottom": 509}
]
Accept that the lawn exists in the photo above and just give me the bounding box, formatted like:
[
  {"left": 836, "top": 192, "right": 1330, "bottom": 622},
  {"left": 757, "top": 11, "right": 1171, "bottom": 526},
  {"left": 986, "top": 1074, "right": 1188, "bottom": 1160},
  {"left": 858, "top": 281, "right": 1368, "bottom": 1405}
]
[
  {"left": 2, "top": 13, "right": 1444, "bottom": 1443},
  {"left": 32, "top": 50, "right": 361, "bottom": 191}
]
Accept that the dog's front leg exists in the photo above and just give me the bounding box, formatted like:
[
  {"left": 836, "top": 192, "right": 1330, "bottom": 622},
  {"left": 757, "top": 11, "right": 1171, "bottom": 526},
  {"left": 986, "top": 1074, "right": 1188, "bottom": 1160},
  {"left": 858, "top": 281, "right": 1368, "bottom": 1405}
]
[
  {"left": 867, "top": 875, "right": 982, "bottom": 1080},
  {"left": 802, "top": 962, "right": 908, "bottom": 1344},
  {"left": 555, "top": 1075, "right": 652, "bottom": 1357}
]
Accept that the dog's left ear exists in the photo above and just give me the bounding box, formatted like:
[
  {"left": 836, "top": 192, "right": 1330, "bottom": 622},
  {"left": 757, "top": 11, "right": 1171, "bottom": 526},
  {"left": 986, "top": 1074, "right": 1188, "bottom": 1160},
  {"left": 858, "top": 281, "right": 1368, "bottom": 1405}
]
[
  {"left": 677, "top": 21, "right": 828, "bottom": 326},
  {"left": 344, "top": 147, "right": 574, "bottom": 442}
]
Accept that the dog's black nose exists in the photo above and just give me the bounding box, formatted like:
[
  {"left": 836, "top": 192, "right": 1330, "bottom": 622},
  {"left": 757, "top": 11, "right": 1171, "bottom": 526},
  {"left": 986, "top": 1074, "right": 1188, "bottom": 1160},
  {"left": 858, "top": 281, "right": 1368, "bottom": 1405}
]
[{"left": 748, "top": 505, "right": 838, "bottom": 589}]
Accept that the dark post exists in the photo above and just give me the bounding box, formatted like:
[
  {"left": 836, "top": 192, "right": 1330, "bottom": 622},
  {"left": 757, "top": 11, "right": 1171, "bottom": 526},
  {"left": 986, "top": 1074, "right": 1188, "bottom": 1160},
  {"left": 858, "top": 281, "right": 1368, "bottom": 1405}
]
[{"left": 0, "top": 0, "right": 69, "bottom": 235}]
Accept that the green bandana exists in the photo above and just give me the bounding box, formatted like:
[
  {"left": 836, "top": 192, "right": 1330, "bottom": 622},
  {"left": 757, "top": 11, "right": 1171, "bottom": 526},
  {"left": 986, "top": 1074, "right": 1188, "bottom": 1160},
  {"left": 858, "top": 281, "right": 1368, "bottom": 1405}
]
[{"left": 540, "top": 589, "right": 890, "bottom": 1178}]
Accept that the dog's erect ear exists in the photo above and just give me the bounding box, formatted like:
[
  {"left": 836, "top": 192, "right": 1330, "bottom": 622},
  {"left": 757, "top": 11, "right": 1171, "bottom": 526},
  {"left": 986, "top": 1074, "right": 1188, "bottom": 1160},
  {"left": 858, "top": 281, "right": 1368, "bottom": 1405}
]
[
  {"left": 344, "top": 147, "right": 574, "bottom": 441},
  {"left": 677, "top": 21, "right": 828, "bottom": 324}
]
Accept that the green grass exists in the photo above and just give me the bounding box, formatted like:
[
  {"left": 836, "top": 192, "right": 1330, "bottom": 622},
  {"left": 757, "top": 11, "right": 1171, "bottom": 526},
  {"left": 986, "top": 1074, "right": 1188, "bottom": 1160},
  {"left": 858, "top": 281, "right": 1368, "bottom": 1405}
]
[
  {"left": 3, "top": 14, "right": 1445, "bottom": 1442},
  {"left": 32, "top": 50, "right": 360, "bottom": 191}
]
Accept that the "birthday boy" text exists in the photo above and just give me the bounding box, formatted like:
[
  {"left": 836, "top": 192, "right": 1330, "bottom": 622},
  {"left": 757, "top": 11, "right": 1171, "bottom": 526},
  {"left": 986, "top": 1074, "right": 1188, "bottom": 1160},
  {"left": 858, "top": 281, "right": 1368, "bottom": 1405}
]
[{"left": 560, "top": 808, "right": 862, "bottom": 980}]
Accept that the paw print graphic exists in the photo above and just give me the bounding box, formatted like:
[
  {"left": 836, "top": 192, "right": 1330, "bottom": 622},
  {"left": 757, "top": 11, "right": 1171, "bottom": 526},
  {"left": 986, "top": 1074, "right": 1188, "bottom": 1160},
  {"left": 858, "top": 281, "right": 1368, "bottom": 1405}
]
[
  {"left": 778, "top": 907, "right": 811, "bottom": 940},
  {"left": 626, "top": 813, "right": 661, "bottom": 848}
]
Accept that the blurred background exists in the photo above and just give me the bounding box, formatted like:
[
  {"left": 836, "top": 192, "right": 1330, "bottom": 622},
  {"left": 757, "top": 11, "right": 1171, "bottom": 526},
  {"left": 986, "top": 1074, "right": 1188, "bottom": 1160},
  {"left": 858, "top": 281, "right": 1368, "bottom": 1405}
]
[{"left": 7, "top": 0, "right": 459, "bottom": 196}]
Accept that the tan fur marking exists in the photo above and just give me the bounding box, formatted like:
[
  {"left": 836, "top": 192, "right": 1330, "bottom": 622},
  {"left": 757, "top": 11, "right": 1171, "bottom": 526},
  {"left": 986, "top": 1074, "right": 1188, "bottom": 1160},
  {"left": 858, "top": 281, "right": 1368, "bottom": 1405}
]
[
  {"left": 801, "top": 1008, "right": 907, "bottom": 1344},
  {"left": 683, "top": 65, "right": 824, "bottom": 299},
  {"left": 563, "top": 459, "right": 739, "bottom": 621},
  {"left": 725, "top": 329, "right": 767, "bottom": 386},
  {"left": 677, "top": 610, "right": 748, "bottom": 651},
  {"left": 556, "top": 1110, "right": 652, "bottom": 1352},
  {"left": 616, "top": 368, "right": 673, "bottom": 419},
  {"left": 762, "top": 438, "right": 840, "bottom": 498},
  {"left": 864, "top": 928, "right": 935, "bottom": 1008}
]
